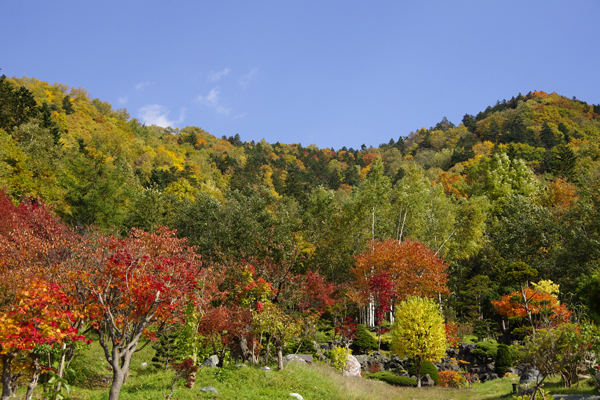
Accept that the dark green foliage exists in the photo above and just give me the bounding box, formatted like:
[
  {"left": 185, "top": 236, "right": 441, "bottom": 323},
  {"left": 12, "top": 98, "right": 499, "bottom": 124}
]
[
  {"left": 39, "top": 101, "right": 61, "bottom": 145},
  {"left": 495, "top": 344, "right": 513, "bottom": 376},
  {"left": 408, "top": 361, "right": 439, "bottom": 384},
  {"left": 351, "top": 324, "right": 378, "bottom": 354},
  {"left": 62, "top": 95, "right": 75, "bottom": 115},
  {"left": 545, "top": 144, "right": 577, "bottom": 181},
  {"left": 471, "top": 340, "right": 499, "bottom": 365},
  {"left": 0, "top": 75, "right": 39, "bottom": 134},
  {"left": 367, "top": 371, "right": 417, "bottom": 387}
]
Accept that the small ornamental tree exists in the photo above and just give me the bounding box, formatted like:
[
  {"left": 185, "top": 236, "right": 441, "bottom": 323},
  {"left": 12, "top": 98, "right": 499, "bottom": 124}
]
[
  {"left": 391, "top": 296, "right": 447, "bottom": 388},
  {"left": 252, "top": 301, "right": 300, "bottom": 371},
  {"left": 518, "top": 323, "right": 592, "bottom": 399},
  {"left": 81, "top": 227, "right": 202, "bottom": 400}
]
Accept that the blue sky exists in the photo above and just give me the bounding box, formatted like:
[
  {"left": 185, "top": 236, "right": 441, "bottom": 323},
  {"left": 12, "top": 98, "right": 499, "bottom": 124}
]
[{"left": 3, "top": 1, "right": 599, "bottom": 150}]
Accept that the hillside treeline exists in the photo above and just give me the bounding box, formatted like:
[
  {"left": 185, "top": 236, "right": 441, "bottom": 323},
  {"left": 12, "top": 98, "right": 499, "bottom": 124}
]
[{"left": 2, "top": 75, "right": 600, "bottom": 325}]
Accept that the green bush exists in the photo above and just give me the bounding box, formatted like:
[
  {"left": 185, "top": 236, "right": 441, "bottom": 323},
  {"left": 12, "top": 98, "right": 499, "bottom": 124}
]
[
  {"left": 471, "top": 339, "right": 498, "bottom": 363},
  {"left": 367, "top": 371, "right": 417, "bottom": 387},
  {"left": 326, "top": 346, "right": 350, "bottom": 372},
  {"left": 351, "top": 324, "right": 378, "bottom": 354},
  {"left": 495, "top": 344, "right": 513, "bottom": 376},
  {"left": 407, "top": 360, "right": 439, "bottom": 384}
]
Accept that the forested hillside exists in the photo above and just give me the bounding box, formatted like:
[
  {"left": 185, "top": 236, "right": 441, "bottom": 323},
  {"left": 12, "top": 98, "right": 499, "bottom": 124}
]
[{"left": 2, "top": 74, "right": 600, "bottom": 324}]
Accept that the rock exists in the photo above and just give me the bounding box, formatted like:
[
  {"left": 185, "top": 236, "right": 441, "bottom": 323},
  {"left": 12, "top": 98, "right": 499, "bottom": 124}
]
[
  {"left": 519, "top": 368, "right": 541, "bottom": 384},
  {"left": 261, "top": 366, "right": 271, "bottom": 371},
  {"left": 421, "top": 374, "right": 435, "bottom": 387},
  {"left": 295, "top": 354, "right": 314, "bottom": 363},
  {"left": 140, "top": 362, "right": 147, "bottom": 368},
  {"left": 201, "top": 355, "right": 219, "bottom": 368},
  {"left": 284, "top": 354, "right": 307, "bottom": 364},
  {"left": 200, "top": 386, "right": 218, "bottom": 394},
  {"left": 236, "top": 364, "right": 247, "bottom": 368},
  {"left": 343, "top": 355, "right": 362, "bottom": 378},
  {"left": 289, "top": 394, "right": 303, "bottom": 400}
]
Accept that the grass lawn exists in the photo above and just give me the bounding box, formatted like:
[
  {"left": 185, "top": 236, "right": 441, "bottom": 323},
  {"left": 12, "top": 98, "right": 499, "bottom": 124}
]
[{"left": 12, "top": 338, "right": 599, "bottom": 400}]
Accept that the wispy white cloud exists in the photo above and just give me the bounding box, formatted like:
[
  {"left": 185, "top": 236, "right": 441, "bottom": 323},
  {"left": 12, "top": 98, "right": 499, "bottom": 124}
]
[
  {"left": 232, "top": 112, "right": 247, "bottom": 120},
  {"left": 197, "top": 88, "right": 220, "bottom": 107},
  {"left": 137, "top": 105, "right": 185, "bottom": 127},
  {"left": 239, "top": 68, "right": 257, "bottom": 88},
  {"left": 135, "top": 81, "right": 152, "bottom": 90},
  {"left": 118, "top": 96, "right": 128, "bottom": 105},
  {"left": 208, "top": 68, "right": 231, "bottom": 82},
  {"left": 196, "top": 88, "right": 231, "bottom": 115}
]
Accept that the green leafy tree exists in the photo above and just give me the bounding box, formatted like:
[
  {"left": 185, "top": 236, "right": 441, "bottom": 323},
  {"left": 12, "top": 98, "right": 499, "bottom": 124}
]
[
  {"left": 390, "top": 296, "right": 447, "bottom": 388},
  {"left": 466, "top": 153, "right": 537, "bottom": 203}
]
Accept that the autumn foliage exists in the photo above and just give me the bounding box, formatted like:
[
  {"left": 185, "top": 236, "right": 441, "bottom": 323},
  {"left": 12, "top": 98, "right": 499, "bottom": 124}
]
[
  {"left": 492, "top": 287, "right": 572, "bottom": 325},
  {"left": 352, "top": 239, "right": 449, "bottom": 304}
]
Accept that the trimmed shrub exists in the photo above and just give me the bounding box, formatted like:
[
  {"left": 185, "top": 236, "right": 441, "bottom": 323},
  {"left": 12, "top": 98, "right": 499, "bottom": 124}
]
[
  {"left": 471, "top": 339, "right": 499, "bottom": 363},
  {"left": 495, "top": 344, "right": 513, "bottom": 376},
  {"left": 407, "top": 360, "right": 439, "bottom": 385},
  {"left": 351, "top": 324, "right": 378, "bottom": 354},
  {"left": 367, "top": 371, "right": 417, "bottom": 387}
]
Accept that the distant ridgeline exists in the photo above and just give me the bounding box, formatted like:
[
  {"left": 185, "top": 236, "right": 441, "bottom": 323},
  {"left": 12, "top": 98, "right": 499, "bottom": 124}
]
[{"left": 2, "top": 75, "right": 600, "bottom": 306}]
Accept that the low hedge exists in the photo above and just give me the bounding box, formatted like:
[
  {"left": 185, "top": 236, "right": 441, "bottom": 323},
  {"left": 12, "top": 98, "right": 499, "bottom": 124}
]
[{"left": 367, "top": 371, "right": 417, "bottom": 387}]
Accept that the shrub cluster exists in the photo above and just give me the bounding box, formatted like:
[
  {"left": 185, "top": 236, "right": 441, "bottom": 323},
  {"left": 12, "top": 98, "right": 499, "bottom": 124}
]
[{"left": 438, "top": 370, "right": 466, "bottom": 388}]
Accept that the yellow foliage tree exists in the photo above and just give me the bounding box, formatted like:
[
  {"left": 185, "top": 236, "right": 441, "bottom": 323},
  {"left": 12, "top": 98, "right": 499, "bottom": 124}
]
[{"left": 390, "top": 296, "right": 447, "bottom": 388}]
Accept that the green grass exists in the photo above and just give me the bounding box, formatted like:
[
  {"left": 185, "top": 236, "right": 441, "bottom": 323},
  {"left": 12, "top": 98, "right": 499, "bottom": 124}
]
[{"left": 13, "top": 338, "right": 599, "bottom": 400}]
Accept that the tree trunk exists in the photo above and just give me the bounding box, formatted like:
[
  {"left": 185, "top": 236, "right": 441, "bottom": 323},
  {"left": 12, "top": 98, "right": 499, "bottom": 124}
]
[
  {"left": 416, "top": 357, "right": 422, "bottom": 389},
  {"left": 108, "top": 348, "right": 135, "bottom": 400},
  {"left": 1, "top": 353, "right": 16, "bottom": 400},
  {"left": 264, "top": 341, "right": 271, "bottom": 365},
  {"left": 25, "top": 355, "right": 42, "bottom": 400},
  {"left": 277, "top": 345, "right": 284, "bottom": 371}
]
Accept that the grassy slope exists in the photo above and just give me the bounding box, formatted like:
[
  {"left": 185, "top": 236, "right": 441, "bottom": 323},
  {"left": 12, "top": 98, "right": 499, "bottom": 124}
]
[{"left": 16, "top": 338, "right": 597, "bottom": 400}]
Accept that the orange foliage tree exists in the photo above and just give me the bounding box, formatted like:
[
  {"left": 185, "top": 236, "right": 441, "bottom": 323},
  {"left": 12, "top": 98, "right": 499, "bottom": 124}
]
[
  {"left": 492, "top": 287, "right": 571, "bottom": 330},
  {"left": 351, "top": 239, "right": 449, "bottom": 308}
]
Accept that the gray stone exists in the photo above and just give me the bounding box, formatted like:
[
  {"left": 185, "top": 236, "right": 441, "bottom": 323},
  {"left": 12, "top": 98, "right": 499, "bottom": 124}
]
[
  {"left": 520, "top": 368, "right": 541, "bottom": 384},
  {"left": 421, "top": 374, "right": 435, "bottom": 387},
  {"left": 200, "top": 386, "right": 218, "bottom": 394},
  {"left": 201, "top": 355, "right": 219, "bottom": 368},
  {"left": 261, "top": 366, "right": 271, "bottom": 371},
  {"left": 284, "top": 354, "right": 307, "bottom": 364},
  {"left": 343, "top": 355, "right": 362, "bottom": 378},
  {"left": 140, "top": 362, "right": 147, "bottom": 368},
  {"left": 236, "top": 364, "right": 247, "bottom": 368},
  {"left": 289, "top": 394, "right": 304, "bottom": 400}
]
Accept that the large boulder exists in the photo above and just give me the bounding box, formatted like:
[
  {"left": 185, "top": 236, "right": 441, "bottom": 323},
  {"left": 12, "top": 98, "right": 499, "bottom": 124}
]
[
  {"left": 519, "top": 368, "right": 541, "bottom": 384},
  {"left": 421, "top": 374, "right": 435, "bottom": 387},
  {"left": 201, "top": 355, "right": 219, "bottom": 368},
  {"left": 343, "top": 355, "right": 362, "bottom": 378}
]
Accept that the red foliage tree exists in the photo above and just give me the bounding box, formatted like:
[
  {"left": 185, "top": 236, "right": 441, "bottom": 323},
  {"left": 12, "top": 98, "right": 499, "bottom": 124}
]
[
  {"left": 352, "top": 239, "right": 449, "bottom": 305},
  {"left": 79, "top": 227, "right": 202, "bottom": 400},
  {"left": 0, "top": 279, "right": 87, "bottom": 400}
]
